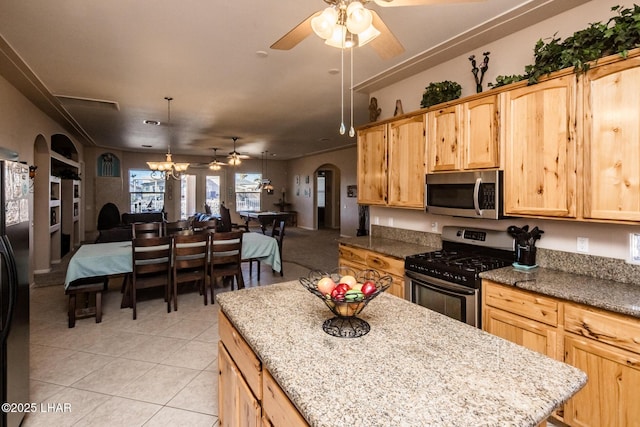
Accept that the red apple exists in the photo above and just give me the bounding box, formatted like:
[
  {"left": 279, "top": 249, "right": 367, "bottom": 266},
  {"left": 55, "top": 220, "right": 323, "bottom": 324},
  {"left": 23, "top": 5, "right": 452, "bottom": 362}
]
[{"left": 361, "top": 281, "right": 377, "bottom": 297}]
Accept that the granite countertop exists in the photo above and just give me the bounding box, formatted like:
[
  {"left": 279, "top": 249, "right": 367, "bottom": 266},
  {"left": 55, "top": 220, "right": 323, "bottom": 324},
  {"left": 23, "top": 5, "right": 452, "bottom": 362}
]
[
  {"left": 480, "top": 267, "right": 640, "bottom": 318},
  {"left": 217, "top": 281, "right": 586, "bottom": 427},
  {"left": 337, "top": 235, "right": 438, "bottom": 259}
]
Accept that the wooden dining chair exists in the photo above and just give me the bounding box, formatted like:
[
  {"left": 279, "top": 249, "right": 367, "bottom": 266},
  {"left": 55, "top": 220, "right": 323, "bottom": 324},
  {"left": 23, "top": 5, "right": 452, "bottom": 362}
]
[
  {"left": 192, "top": 219, "right": 218, "bottom": 234},
  {"left": 132, "top": 221, "right": 164, "bottom": 238},
  {"left": 247, "top": 219, "right": 286, "bottom": 280},
  {"left": 130, "top": 236, "right": 172, "bottom": 319},
  {"left": 208, "top": 231, "right": 244, "bottom": 298},
  {"left": 218, "top": 205, "right": 248, "bottom": 232},
  {"left": 165, "top": 219, "right": 191, "bottom": 236},
  {"left": 172, "top": 233, "right": 210, "bottom": 309}
]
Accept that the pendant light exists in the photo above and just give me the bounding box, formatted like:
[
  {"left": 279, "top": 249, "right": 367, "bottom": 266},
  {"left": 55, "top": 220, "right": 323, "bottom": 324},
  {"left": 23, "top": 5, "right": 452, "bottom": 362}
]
[{"left": 146, "top": 97, "right": 190, "bottom": 180}]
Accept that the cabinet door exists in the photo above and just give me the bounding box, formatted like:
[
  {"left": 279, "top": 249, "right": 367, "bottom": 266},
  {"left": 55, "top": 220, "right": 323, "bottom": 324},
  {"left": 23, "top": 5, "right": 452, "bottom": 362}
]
[
  {"left": 357, "top": 124, "right": 387, "bottom": 205},
  {"left": 462, "top": 95, "right": 499, "bottom": 170},
  {"left": 263, "top": 370, "right": 308, "bottom": 427},
  {"left": 428, "top": 105, "right": 461, "bottom": 172},
  {"left": 483, "top": 307, "right": 556, "bottom": 358},
  {"left": 564, "top": 335, "right": 640, "bottom": 427},
  {"left": 218, "top": 342, "right": 261, "bottom": 427},
  {"left": 503, "top": 75, "right": 577, "bottom": 217},
  {"left": 387, "top": 114, "right": 426, "bottom": 208},
  {"left": 583, "top": 56, "right": 640, "bottom": 221}
]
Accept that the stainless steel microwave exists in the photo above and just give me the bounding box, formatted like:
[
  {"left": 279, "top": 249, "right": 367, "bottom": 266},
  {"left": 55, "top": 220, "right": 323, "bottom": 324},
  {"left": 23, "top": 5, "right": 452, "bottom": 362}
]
[{"left": 425, "top": 170, "right": 504, "bottom": 219}]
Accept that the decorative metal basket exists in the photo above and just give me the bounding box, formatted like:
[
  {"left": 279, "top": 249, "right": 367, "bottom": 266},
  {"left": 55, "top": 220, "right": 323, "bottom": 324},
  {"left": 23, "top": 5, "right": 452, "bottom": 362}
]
[{"left": 300, "top": 267, "right": 391, "bottom": 338}]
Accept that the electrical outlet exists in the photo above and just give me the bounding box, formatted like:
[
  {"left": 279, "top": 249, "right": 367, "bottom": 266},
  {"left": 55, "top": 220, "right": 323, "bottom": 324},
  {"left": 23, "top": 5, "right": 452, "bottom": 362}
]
[
  {"left": 431, "top": 221, "right": 438, "bottom": 232},
  {"left": 388, "top": 217, "right": 394, "bottom": 227},
  {"left": 630, "top": 233, "right": 640, "bottom": 265},
  {"left": 373, "top": 216, "right": 379, "bottom": 225},
  {"left": 577, "top": 237, "right": 589, "bottom": 253}
]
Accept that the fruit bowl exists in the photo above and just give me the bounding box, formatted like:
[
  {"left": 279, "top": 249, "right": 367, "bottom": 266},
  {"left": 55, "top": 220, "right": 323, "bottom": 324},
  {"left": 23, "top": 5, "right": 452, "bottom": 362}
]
[{"left": 300, "top": 267, "right": 392, "bottom": 338}]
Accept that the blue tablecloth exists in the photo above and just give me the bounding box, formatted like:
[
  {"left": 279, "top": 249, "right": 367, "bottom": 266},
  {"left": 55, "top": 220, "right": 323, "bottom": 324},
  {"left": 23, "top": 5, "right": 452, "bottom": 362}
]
[{"left": 64, "top": 232, "right": 281, "bottom": 289}]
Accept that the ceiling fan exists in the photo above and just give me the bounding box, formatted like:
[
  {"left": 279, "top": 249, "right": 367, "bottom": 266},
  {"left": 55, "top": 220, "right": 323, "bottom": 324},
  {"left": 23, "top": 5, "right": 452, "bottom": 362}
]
[
  {"left": 227, "top": 137, "right": 250, "bottom": 166},
  {"left": 271, "top": 0, "right": 484, "bottom": 60}
]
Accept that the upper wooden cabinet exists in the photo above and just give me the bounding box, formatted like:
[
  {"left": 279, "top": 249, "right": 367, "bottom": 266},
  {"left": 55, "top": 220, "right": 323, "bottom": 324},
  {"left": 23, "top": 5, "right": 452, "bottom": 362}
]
[
  {"left": 582, "top": 55, "right": 640, "bottom": 222},
  {"left": 502, "top": 74, "right": 577, "bottom": 218},
  {"left": 357, "top": 114, "right": 425, "bottom": 208},
  {"left": 357, "top": 123, "right": 387, "bottom": 206},
  {"left": 428, "top": 94, "right": 499, "bottom": 172}
]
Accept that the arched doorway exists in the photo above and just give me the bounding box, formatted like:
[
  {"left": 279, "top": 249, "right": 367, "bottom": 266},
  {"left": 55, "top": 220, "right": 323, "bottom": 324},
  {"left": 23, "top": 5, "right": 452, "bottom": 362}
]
[{"left": 314, "top": 164, "right": 340, "bottom": 230}]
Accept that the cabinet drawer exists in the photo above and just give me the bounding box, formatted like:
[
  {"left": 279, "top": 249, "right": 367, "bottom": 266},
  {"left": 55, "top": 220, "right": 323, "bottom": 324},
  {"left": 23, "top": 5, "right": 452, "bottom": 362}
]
[
  {"left": 338, "top": 244, "right": 367, "bottom": 265},
  {"left": 263, "top": 369, "right": 308, "bottom": 427},
  {"left": 366, "top": 253, "right": 404, "bottom": 277},
  {"left": 219, "top": 311, "right": 262, "bottom": 399},
  {"left": 564, "top": 303, "right": 640, "bottom": 355},
  {"left": 484, "top": 283, "right": 558, "bottom": 326}
]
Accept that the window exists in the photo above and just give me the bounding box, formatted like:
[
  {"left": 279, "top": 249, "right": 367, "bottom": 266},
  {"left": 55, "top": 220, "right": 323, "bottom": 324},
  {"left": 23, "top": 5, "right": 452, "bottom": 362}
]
[
  {"left": 180, "top": 174, "right": 196, "bottom": 219},
  {"left": 129, "top": 170, "right": 165, "bottom": 212},
  {"left": 205, "top": 175, "right": 221, "bottom": 215},
  {"left": 235, "top": 173, "right": 261, "bottom": 211}
]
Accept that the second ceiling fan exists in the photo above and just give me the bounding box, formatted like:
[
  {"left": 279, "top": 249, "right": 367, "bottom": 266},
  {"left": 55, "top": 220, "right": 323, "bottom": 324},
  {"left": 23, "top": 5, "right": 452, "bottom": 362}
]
[{"left": 271, "top": 0, "right": 484, "bottom": 60}]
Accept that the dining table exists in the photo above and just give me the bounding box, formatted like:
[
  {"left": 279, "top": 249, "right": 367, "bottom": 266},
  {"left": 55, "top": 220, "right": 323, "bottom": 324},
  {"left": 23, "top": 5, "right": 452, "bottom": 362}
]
[{"left": 64, "top": 231, "right": 282, "bottom": 290}]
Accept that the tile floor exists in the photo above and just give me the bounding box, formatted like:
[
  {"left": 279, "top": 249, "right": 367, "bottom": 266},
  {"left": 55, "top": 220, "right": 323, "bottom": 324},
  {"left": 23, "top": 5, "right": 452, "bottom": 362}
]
[{"left": 26, "top": 260, "right": 311, "bottom": 427}]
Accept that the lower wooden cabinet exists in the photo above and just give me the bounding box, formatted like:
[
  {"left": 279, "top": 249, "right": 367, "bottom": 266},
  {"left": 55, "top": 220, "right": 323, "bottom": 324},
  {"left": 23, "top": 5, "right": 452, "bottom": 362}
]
[
  {"left": 483, "top": 281, "right": 640, "bottom": 427},
  {"left": 338, "top": 243, "right": 406, "bottom": 298},
  {"left": 564, "top": 335, "right": 640, "bottom": 427},
  {"left": 219, "top": 311, "right": 308, "bottom": 427}
]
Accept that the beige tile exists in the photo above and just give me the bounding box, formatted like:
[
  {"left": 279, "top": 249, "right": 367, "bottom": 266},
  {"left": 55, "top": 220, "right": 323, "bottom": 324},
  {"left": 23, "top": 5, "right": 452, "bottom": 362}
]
[
  {"left": 144, "top": 406, "right": 217, "bottom": 427},
  {"left": 125, "top": 314, "right": 183, "bottom": 335},
  {"left": 74, "top": 396, "right": 161, "bottom": 427},
  {"left": 84, "top": 331, "right": 153, "bottom": 357},
  {"left": 156, "top": 319, "right": 211, "bottom": 340},
  {"left": 120, "top": 336, "right": 188, "bottom": 363},
  {"left": 30, "top": 344, "right": 75, "bottom": 368},
  {"left": 160, "top": 340, "right": 217, "bottom": 371},
  {"left": 29, "top": 380, "right": 65, "bottom": 404},
  {"left": 30, "top": 351, "right": 114, "bottom": 386},
  {"left": 22, "top": 387, "right": 110, "bottom": 427},
  {"left": 193, "top": 325, "right": 219, "bottom": 343},
  {"left": 166, "top": 370, "right": 217, "bottom": 416},
  {"left": 71, "top": 358, "right": 156, "bottom": 395},
  {"left": 116, "top": 364, "right": 200, "bottom": 405}
]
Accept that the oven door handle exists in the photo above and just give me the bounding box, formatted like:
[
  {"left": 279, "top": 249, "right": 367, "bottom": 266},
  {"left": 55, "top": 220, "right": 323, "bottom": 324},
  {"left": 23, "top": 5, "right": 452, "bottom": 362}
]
[
  {"left": 407, "top": 272, "right": 477, "bottom": 296},
  {"left": 473, "top": 177, "right": 482, "bottom": 216}
]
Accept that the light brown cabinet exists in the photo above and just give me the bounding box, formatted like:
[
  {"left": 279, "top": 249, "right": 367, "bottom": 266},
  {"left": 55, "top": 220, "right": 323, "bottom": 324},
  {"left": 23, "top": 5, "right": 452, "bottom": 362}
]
[
  {"left": 357, "top": 114, "right": 425, "bottom": 208},
  {"left": 427, "top": 94, "right": 499, "bottom": 172},
  {"left": 582, "top": 55, "right": 640, "bottom": 222},
  {"left": 502, "top": 74, "right": 578, "bottom": 218},
  {"left": 218, "top": 311, "right": 308, "bottom": 427},
  {"left": 338, "top": 243, "right": 406, "bottom": 298},
  {"left": 483, "top": 281, "right": 640, "bottom": 426}
]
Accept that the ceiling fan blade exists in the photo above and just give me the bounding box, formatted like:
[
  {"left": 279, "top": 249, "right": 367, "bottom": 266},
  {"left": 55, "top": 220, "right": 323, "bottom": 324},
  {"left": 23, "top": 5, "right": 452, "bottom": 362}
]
[
  {"left": 270, "top": 11, "right": 321, "bottom": 50},
  {"left": 368, "top": 11, "right": 405, "bottom": 60},
  {"left": 373, "top": 0, "right": 484, "bottom": 6}
]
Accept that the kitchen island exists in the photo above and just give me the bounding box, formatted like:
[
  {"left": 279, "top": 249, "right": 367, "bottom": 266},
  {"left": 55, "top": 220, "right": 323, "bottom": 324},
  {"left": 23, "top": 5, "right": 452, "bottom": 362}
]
[{"left": 216, "top": 281, "right": 586, "bottom": 427}]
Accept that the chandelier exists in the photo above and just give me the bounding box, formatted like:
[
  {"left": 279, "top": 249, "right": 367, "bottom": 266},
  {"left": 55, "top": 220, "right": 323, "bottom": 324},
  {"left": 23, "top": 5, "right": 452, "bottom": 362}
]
[
  {"left": 256, "top": 151, "right": 274, "bottom": 193},
  {"left": 147, "top": 96, "right": 190, "bottom": 180},
  {"left": 311, "top": 1, "right": 381, "bottom": 49}
]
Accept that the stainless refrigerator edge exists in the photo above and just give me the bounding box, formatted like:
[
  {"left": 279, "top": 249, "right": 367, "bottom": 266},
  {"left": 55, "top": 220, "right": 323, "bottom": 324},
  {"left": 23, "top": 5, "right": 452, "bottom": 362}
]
[{"left": 0, "top": 158, "right": 30, "bottom": 427}]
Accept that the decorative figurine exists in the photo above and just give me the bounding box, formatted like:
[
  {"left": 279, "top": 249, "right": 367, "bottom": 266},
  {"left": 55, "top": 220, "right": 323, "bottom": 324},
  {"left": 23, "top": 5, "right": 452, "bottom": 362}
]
[
  {"left": 369, "top": 97, "right": 381, "bottom": 122},
  {"left": 469, "top": 52, "right": 490, "bottom": 93},
  {"left": 394, "top": 99, "right": 404, "bottom": 116}
]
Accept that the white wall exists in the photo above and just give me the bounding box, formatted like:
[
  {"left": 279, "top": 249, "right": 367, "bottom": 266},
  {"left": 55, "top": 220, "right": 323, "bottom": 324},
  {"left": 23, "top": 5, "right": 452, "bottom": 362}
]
[{"left": 368, "top": 0, "right": 640, "bottom": 262}]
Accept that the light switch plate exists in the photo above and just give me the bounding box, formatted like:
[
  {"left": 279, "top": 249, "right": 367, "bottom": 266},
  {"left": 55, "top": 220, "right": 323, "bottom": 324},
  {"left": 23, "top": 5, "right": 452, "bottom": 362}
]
[{"left": 630, "top": 233, "right": 640, "bottom": 265}]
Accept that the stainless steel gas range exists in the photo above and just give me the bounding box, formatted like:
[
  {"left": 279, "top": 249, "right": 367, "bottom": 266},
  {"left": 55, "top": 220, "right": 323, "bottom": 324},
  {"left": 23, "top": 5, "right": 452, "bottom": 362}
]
[{"left": 404, "top": 226, "right": 515, "bottom": 328}]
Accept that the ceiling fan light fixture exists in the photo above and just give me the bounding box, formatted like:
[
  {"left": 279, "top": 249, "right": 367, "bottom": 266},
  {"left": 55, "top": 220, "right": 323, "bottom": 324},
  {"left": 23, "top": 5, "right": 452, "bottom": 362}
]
[
  {"left": 346, "top": 2, "right": 372, "bottom": 34},
  {"left": 311, "top": 6, "right": 338, "bottom": 39},
  {"left": 325, "top": 25, "right": 354, "bottom": 49},
  {"left": 355, "top": 23, "right": 380, "bottom": 46},
  {"left": 209, "top": 162, "right": 222, "bottom": 171}
]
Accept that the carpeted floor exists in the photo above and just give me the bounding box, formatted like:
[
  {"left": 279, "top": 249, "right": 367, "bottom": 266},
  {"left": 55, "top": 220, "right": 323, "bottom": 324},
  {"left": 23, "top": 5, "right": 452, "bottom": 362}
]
[{"left": 33, "top": 227, "right": 341, "bottom": 287}]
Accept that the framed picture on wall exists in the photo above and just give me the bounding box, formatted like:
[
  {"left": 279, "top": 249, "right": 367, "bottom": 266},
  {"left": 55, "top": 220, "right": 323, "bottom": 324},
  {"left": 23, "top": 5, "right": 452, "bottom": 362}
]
[
  {"left": 347, "top": 185, "right": 357, "bottom": 198},
  {"left": 305, "top": 175, "right": 310, "bottom": 184},
  {"left": 295, "top": 175, "right": 300, "bottom": 185}
]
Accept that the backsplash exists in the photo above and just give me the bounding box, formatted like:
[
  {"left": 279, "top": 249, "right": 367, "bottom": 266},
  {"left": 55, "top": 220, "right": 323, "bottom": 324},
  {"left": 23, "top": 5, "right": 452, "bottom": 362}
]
[
  {"left": 373, "top": 225, "right": 640, "bottom": 286},
  {"left": 371, "top": 225, "right": 441, "bottom": 248}
]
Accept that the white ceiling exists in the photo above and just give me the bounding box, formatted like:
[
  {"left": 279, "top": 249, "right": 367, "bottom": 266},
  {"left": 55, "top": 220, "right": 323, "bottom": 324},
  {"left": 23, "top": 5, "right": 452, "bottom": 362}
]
[{"left": 0, "top": 0, "right": 587, "bottom": 160}]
